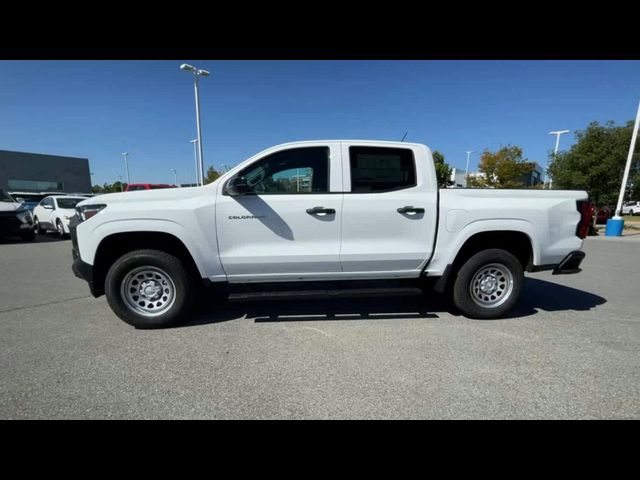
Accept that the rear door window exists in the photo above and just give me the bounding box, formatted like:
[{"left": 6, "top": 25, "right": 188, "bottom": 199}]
[{"left": 349, "top": 146, "right": 416, "bottom": 193}]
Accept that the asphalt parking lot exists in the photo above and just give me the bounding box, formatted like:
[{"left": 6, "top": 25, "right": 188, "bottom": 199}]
[{"left": 1, "top": 233, "right": 639, "bottom": 419}]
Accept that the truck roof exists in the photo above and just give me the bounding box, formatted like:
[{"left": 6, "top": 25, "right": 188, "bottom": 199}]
[{"left": 272, "top": 139, "right": 428, "bottom": 149}]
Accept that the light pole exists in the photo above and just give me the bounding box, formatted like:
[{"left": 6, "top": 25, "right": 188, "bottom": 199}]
[
  {"left": 547, "top": 130, "right": 570, "bottom": 189},
  {"left": 121, "top": 152, "right": 131, "bottom": 185},
  {"left": 180, "top": 63, "right": 210, "bottom": 186},
  {"left": 614, "top": 101, "right": 640, "bottom": 219},
  {"left": 190, "top": 139, "right": 200, "bottom": 185},
  {"left": 170, "top": 168, "right": 177, "bottom": 187},
  {"left": 465, "top": 150, "right": 475, "bottom": 187}
]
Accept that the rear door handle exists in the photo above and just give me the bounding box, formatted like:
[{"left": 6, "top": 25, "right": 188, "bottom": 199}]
[
  {"left": 397, "top": 206, "right": 425, "bottom": 214},
  {"left": 306, "top": 206, "right": 336, "bottom": 215}
]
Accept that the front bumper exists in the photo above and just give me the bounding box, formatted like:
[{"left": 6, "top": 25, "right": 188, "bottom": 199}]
[
  {"left": 69, "top": 215, "right": 100, "bottom": 297},
  {"left": 0, "top": 211, "right": 33, "bottom": 236},
  {"left": 552, "top": 250, "right": 585, "bottom": 275}
]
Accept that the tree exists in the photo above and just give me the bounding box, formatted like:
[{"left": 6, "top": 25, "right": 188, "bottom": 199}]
[
  {"left": 203, "top": 166, "right": 221, "bottom": 185},
  {"left": 548, "top": 120, "right": 640, "bottom": 205},
  {"left": 91, "top": 181, "right": 127, "bottom": 194},
  {"left": 473, "top": 145, "right": 534, "bottom": 188},
  {"left": 432, "top": 150, "right": 454, "bottom": 188}
]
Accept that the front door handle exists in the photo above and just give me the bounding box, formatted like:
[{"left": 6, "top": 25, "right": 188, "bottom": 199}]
[
  {"left": 306, "top": 206, "right": 336, "bottom": 215},
  {"left": 397, "top": 206, "right": 425, "bottom": 214}
]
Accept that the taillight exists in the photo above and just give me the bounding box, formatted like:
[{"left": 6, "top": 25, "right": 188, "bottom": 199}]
[{"left": 576, "top": 200, "right": 591, "bottom": 239}]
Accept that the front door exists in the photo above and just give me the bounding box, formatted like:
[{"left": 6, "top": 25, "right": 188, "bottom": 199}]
[{"left": 216, "top": 143, "right": 343, "bottom": 282}]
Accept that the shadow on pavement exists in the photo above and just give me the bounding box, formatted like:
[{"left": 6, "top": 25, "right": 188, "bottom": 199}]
[
  {"left": 509, "top": 277, "right": 607, "bottom": 318},
  {"left": 183, "top": 276, "right": 606, "bottom": 328}
]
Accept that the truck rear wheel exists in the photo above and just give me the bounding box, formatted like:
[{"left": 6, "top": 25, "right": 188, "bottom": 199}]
[
  {"left": 105, "top": 249, "right": 196, "bottom": 329},
  {"left": 452, "top": 248, "right": 523, "bottom": 319}
]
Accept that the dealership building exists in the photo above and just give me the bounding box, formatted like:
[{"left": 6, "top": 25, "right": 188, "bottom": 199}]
[{"left": 0, "top": 150, "right": 91, "bottom": 194}]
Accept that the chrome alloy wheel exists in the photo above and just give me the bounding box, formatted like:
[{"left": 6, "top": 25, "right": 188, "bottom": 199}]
[
  {"left": 469, "top": 263, "right": 514, "bottom": 308},
  {"left": 120, "top": 266, "right": 176, "bottom": 317}
]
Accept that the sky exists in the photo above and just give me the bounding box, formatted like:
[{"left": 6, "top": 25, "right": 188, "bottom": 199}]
[{"left": 1, "top": 60, "right": 639, "bottom": 186}]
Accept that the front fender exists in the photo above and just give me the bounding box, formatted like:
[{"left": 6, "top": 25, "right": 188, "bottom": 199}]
[{"left": 76, "top": 218, "right": 224, "bottom": 279}]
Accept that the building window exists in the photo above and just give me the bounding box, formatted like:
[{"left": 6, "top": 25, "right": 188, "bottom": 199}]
[{"left": 7, "top": 179, "right": 64, "bottom": 192}]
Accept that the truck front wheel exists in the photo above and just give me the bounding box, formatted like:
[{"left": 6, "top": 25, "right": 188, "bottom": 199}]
[
  {"left": 452, "top": 249, "right": 523, "bottom": 319},
  {"left": 105, "top": 249, "right": 196, "bottom": 329}
]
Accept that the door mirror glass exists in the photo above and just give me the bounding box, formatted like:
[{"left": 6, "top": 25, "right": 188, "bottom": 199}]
[{"left": 225, "top": 176, "right": 251, "bottom": 196}]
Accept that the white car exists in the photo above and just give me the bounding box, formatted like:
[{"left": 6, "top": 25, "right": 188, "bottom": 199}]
[
  {"left": 70, "top": 140, "right": 589, "bottom": 328},
  {"left": 621, "top": 201, "right": 640, "bottom": 216},
  {"left": 33, "top": 195, "right": 87, "bottom": 238}
]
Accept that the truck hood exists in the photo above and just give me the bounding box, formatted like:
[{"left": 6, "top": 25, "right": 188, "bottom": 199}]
[
  {"left": 77, "top": 183, "right": 219, "bottom": 207},
  {"left": 0, "top": 201, "right": 23, "bottom": 212}
]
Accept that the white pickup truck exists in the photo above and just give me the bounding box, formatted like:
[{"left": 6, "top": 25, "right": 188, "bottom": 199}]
[{"left": 70, "top": 140, "right": 590, "bottom": 328}]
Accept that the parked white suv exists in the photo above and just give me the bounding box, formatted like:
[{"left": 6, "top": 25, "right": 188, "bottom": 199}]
[
  {"left": 70, "top": 140, "right": 590, "bottom": 328},
  {"left": 621, "top": 201, "right": 640, "bottom": 216},
  {"left": 33, "top": 195, "right": 87, "bottom": 238}
]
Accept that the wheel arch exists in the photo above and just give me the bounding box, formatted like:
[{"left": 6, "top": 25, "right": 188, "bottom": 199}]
[
  {"left": 433, "top": 229, "right": 534, "bottom": 294},
  {"left": 92, "top": 231, "right": 203, "bottom": 297}
]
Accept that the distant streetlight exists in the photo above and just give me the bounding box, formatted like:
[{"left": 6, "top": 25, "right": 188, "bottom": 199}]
[
  {"left": 180, "top": 63, "right": 210, "bottom": 186},
  {"left": 170, "top": 168, "right": 177, "bottom": 186},
  {"left": 190, "top": 139, "right": 200, "bottom": 185},
  {"left": 465, "top": 150, "right": 476, "bottom": 187},
  {"left": 547, "top": 130, "right": 570, "bottom": 189},
  {"left": 121, "top": 152, "right": 131, "bottom": 184}
]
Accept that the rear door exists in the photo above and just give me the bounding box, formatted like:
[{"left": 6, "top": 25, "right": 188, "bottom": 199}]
[
  {"left": 216, "top": 143, "right": 343, "bottom": 282},
  {"left": 339, "top": 143, "right": 438, "bottom": 275}
]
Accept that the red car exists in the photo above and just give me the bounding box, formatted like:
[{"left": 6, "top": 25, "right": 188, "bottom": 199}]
[
  {"left": 594, "top": 205, "right": 614, "bottom": 224},
  {"left": 124, "top": 184, "right": 175, "bottom": 192}
]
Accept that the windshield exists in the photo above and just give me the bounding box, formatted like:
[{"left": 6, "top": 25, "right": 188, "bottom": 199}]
[
  {"left": 56, "top": 198, "right": 84, "bottom": 209},
  {"left": 0, "top": 189, "right": 16, "bottom": 203}
]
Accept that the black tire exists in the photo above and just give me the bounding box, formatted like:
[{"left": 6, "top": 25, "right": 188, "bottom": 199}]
[
  {"left": 631, "top": 210, "right": 635, "bottom": 216},
  {"left": 452, "top": 248, "right": 523, "bottom": 319},
  {"left": 20, "top": 230, "right": 35, "bottom": 241},
  {"left": 55, "top": 219, "right": 66, "bottom": 238},
  {"left": 105, "top": 249, "right": 196, "bottom": 329},
  {"left": 33, "top": 216, "right": 45, "bottom": 234}
]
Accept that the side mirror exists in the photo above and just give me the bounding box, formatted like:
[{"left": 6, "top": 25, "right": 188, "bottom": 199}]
[
  {"left": 15, "top": 197, "right": 24, "bottom": 203},
  {"left": 44, "top": 204, "right": 53, "bottom": 210},
  {"left": 225, "top": 176, "right": 251, "bottom": 196}
]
